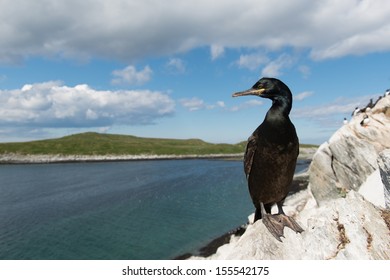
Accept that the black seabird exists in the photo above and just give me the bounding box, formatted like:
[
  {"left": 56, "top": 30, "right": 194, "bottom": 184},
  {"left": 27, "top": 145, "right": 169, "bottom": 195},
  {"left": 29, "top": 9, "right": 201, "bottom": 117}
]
[
  {"left": 232, "top": 77, "right": 303, "bottom": 242},
  {"left": 362, "top": 98, "right": 374, "bottom": 113},
  {"left": 366, "top": 98, "right": 374, "bottom": 108}
]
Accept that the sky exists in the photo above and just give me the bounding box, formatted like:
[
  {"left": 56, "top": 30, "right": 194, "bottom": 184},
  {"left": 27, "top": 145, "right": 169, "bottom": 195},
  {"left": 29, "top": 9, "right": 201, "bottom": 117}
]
[{"left": 1, "top": 0, "right": 390, "bottom": 145}]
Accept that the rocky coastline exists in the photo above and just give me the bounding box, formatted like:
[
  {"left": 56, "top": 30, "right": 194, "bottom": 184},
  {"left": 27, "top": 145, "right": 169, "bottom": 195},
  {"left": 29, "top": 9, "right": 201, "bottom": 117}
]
[
  {"left": 185, "top": 94, "right": 390, "bottom": 260},
  {"left": 0, "top": 153, "right": 244, "bottom": 164},
  {"left": 0, "top": 146, "right": 316, "bottom": 164}
]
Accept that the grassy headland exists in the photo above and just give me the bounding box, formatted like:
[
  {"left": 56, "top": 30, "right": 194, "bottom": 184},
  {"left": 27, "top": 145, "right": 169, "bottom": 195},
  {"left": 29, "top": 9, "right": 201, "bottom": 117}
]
[
  {"left": 0, "top": 132, "right": 246, "bottom": 156},
  {"left": 0, "top": 132, "right": 318, "bottom": 157}
]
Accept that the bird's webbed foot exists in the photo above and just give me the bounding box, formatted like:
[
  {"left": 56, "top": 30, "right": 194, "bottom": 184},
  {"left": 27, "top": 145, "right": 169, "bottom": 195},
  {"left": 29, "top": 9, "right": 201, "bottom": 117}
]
[{"left": 262, "top": 214, "right": 304, "bottom": 242}]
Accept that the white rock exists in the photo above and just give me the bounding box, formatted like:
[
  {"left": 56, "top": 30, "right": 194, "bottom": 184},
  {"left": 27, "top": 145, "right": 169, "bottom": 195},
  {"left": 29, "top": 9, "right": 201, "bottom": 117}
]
[
  {"left": 194, "top": 191, "right": 390, "bottom": 260},
  {"left": 359, "top": 170, "right": 385, "bottom": 208},
  {"left": 378, "top": 149, "right": 390, "bottom": 209},
  {"left": 309, "top": 95, "right": 390, "bottom": 205}
]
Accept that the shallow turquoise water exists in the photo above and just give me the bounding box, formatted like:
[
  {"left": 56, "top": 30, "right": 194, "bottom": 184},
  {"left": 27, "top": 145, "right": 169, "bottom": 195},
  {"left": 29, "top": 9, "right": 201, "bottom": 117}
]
[{"left": 0, "top": 159, "right": 307, "bottom": 259}]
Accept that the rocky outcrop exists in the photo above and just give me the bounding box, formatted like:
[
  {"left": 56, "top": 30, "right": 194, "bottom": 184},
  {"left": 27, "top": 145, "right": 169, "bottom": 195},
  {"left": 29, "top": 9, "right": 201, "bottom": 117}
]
[
  {"left": 378, "top": 149, "right": 390, "bottom": 208},
  {"left": 192, "top": 190, "right": 390, "bottom": 260},
  {"left": 190, "top": 95, "right": 390, "bottom": 260},
  {"left": 309, "top": 95, "right": 390, "bottom": 205}
]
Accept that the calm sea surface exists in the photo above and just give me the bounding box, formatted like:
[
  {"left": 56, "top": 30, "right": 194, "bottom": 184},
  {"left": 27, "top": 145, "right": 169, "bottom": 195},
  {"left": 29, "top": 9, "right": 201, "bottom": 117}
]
[{"left": 0, "top": 159, "right": 307, "bottom": 260}]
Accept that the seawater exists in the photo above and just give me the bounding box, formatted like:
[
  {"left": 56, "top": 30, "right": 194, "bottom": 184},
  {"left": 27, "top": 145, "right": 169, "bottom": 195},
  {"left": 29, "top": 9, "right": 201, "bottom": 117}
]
[{"left": 0, "top": 159, "right": 308, "bottom": 260}]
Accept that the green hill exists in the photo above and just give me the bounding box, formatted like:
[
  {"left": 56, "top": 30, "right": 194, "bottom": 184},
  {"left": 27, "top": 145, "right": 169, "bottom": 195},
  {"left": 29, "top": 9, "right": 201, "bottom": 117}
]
[
  {"left": 0, "top": 132, "right": 247, "bottom": 156},
  {"left": 0, "top": 132, "right": 319, "bottom": 157}
]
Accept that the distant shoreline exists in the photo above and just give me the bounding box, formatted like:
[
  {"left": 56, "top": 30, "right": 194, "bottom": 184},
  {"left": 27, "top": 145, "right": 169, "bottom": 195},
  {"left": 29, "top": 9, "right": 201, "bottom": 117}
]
[
  {"left": 0, "top": 153, "right": 244, "bottom": 164},
  {"left": 0, "top": 147, "right": 317, "bottom": 164}
]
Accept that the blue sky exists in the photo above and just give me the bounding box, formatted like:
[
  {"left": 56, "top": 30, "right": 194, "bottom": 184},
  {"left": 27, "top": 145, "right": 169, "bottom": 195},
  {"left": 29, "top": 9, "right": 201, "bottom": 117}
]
[{"left": 1, "top": 0, "right": 390, "bottom": 144}]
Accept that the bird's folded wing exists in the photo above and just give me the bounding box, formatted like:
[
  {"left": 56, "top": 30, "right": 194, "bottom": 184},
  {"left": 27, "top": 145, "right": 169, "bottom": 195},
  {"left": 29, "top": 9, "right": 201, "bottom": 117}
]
[{"left": 244, "top": 134, "right": 257, "bottom": 179}]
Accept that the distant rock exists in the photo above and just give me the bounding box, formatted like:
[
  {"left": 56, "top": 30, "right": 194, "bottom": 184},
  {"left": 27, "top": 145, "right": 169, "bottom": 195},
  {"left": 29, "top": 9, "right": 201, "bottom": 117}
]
[{"left": 309, "top": 95, "right": 390, "bottom": 205}]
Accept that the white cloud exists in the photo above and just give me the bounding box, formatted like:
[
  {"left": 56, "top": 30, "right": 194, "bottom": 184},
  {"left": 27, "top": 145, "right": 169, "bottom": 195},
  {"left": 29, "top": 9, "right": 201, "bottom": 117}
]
[
  {"left": 311, "top": 25, "right": 390, "bottom": 59},
  {"left": 236, "top": 52, "right": 269, "bottom": 70},
  {"left": 295, "top": 91, "right": 314, "bottom": 101},
  {"left": 180, "top": 97, "right": 205, "bottom": 111},
  {"left": 230, "top": 99, "right": 263, "bottom": 112},
  {"left": 111, "top": 65, "right": 152, "bottom": 85},
  {"left": 308, "top": 1, "right": 390, "bottom": 60},
  {"left": 292, "top": 95, "right": 379, "bottom": 119},
  {"left": 261, "top": 53, "right": 295, "bottom": 77},
  {"left": 298, "top": 65, "right": 311, "bottom": 79},
  {"left": 180, "top": 98, "right": 226, "bottom": 111},
  {"left": 165, "top": 58, "right": 186, "bottom": 74},
  {"left": 0, "top": 81, "right": 175, "bottom": 127},
  {"left": 1, "top": 1, "right": 390, "bottom": 63},
  {"left": 210, "top": 45, "right": 224, "bottom": 60},
  {"left": 216, "top": 101, "right": 225, "bottom": 108}
]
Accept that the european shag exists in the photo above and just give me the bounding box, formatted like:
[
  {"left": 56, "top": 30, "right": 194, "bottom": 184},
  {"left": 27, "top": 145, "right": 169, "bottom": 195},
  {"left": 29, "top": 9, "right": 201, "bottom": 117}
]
[
  {"left": 366, "top": 98, "right": 374, "bottom": 110},
  {"left": 232, "top": 77, "right": 303, "bottom": 242}
]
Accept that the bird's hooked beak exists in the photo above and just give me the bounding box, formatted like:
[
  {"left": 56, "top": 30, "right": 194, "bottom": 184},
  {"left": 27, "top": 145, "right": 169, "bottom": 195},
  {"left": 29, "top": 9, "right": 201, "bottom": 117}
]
[{"left": 232, "top": 88, "right": 265, "bottom": 97}]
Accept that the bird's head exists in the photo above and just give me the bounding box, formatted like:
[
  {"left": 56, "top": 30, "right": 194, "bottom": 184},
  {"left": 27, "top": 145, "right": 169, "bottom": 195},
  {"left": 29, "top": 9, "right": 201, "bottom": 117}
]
[
  {"left": 232, "top": 77, "right": 292, "bottom": 102},
  {"left": 232, "top": 77, "right": 293, "bottom": 116}
]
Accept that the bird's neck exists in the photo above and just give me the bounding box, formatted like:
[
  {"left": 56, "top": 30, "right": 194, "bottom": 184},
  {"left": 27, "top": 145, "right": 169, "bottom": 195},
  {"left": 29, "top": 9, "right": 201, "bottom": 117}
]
[
  {"left": 267, "top": 98, "right": 292, "bottom": 120},
  {"left": 261, "top": 99, "right": 295, "bottom": 144}
]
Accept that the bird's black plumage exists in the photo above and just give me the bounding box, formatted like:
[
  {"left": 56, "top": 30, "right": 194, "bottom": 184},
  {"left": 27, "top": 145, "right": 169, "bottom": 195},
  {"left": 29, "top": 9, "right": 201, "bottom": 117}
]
[{"left": 232, "top": 77, "right": 303, "bottom": 241}]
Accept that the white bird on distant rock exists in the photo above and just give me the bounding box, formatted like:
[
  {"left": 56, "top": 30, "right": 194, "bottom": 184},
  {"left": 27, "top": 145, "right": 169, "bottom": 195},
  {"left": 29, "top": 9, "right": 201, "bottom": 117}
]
[
  {"left": 360, "top": 114, "right": 370, "bottom": 127},
  {"left": 352, "top": 107, "right": 360, "bottom": 116},
  {"left": 343, "top": 117, "right": 348, "bottom": 125}
]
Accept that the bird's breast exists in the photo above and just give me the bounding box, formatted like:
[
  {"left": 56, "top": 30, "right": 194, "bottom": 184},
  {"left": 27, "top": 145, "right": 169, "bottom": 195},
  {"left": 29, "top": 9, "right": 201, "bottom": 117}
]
[{"left": 247, "top": 121, "right": 299, "bottom": 205}]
